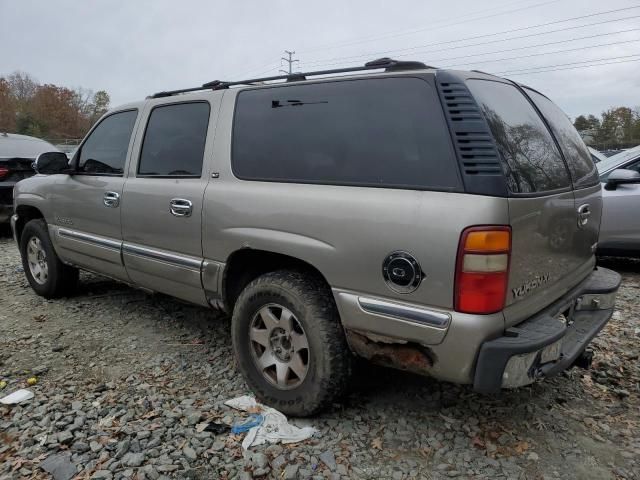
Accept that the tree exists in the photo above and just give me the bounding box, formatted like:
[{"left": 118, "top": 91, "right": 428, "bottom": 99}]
[
  {"left": 28, "top": 84, "right": 85, "bottom": 139},
  {"left": 91, "top": 90, "right": 110, "bottom": 122},
  {"left": 0, "top": 78, "right": 16, "bottom": 132},
  {"left": 573, "top": 115, "right": 590, "bottom": 131},
  {"left": 0, "top": 71, "right": 112, "bottom": 141},
  {"left": 598, "top": 107, "right": 636, "bottom": 146},
  {"left": 633, "top": 107, "right": 640, "bottom": 142},
  {"left": 586, "top": 114, "right": 601, "bottom": 130}
]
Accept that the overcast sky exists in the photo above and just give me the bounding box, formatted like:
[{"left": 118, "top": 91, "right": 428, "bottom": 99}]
[{"left": 1, "top": 0, "right": 639, "bottom": 119}]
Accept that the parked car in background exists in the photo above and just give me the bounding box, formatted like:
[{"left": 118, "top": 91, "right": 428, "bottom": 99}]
[
  {"left": 597, "top": 145, "right": 640, "bottom": 257},
  {"left": 0, "top": 133, "right": 59, "bottom": 224},
  {"left": 11, "top": 59, "right": 621, "bottom": 415},
  {"left": 588, "top": 147, "right": 607, "bottom": 163}
]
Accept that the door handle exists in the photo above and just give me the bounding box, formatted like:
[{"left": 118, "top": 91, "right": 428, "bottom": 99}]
[
  {"left": 169, "top": 198, "right": 193, "bottom": 217},
  {"left": 103, "top": 191, "right": 120, "bottom": 208},
  {"left": 577, "top": 203, "right": 591, "bottom": 227}
]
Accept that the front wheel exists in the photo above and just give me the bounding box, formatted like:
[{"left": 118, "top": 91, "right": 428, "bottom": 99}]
[
  {"left": 231, "top": 270, "right": 352, "bottom": 416},
  {"left": 19, "top": 219, "right": 78, "bottom": 298}
]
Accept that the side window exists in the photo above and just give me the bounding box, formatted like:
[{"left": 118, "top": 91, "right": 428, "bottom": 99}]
[
  {"left": 78, "top": 110, "right": 138, "bottom": 175},
  {"left": 138, "top": 102, "right": 210, "bottom": 177},
  {"left": 231, "top": 78, "right": 461, "bottom": 190},
  {"left": 467, "top": 80, "right": 571, "bottom": 194},
  {"left": 525, "top": 89, "right": 599, "bottom": 189}
]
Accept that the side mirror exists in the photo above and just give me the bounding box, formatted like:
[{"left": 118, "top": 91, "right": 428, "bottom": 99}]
[
  {"left": 604, "top": 169, "right": 640, "bottom": 190},
  {"left": 33, "top": 152, "right": 72, "bottom": 175}
]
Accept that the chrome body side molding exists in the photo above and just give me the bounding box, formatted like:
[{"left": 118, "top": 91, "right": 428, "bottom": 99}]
[
  {"left": 58, "top": 227, "right": 121, "bottom": 251},
  {"left": 358, "top": 296, "right": 450, "bottom": 328},
  {"left": 122, "top": 243, "right": 202, "bottom": 271},
  {"left": 332, "top": 289, "right": 451, "bottom": 346}
]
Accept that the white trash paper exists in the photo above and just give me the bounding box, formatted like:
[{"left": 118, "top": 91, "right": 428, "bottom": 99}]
[
  {"left": 0, "top": 388, "right": 34, "bottom": 405},
  {"left": 225, "top": 395, "right": 316, "bottom": 450}
]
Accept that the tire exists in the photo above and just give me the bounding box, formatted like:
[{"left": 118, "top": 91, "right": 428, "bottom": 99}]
[
  {"left": 231, "top": 270, "right": 352, "bottom": 416},
  {"left": 19, "top": 219, "right": 79, "bottom": 298}
]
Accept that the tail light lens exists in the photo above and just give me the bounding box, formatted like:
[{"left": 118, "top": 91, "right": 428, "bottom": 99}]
[
  {"left": 455, "top": 226, "right": 511, "bottom": 314},
  {"left": 0, "top": 167, "right": 8, "bottom": 180}
]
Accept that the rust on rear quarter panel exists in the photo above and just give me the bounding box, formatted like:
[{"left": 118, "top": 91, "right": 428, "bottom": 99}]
[{"left": 346, "top": 330, "right": 434, "bottom": 376}]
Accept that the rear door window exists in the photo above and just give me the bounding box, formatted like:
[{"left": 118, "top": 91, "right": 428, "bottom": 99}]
[
  {"left": 232, "top": 77, "right": 461, "bottom": 191},
  {"left": 525, "top": 89, "right": 599, "bottom": 189},
  {"left": 467, "top": 80, "right": 571, "bottom": 194},
  {"left": 138, "top": 102, "right": 210, "bottom": 177}
]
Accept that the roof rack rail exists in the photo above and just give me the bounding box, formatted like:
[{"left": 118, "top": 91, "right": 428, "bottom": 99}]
[{"left": 149, "top": 58, "right": 434, "bottom": 99}]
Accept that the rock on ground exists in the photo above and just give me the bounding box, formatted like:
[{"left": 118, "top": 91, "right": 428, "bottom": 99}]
[{"left": 1, "top": 236, "right": 639, "bottom": 480}]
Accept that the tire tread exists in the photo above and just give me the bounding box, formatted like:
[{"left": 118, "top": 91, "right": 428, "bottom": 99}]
[{"left": 232, "top": 269, "right": 352, "bottom": 416}]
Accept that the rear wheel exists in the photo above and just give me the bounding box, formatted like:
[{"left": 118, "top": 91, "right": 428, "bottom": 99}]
[
  {"left": 231, "top": 270, "right": 352, "bottom": 416},
  {"left": 20, "top": 219, "right": 78, "bottom": 298}
]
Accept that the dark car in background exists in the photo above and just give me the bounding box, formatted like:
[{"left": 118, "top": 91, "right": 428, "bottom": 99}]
[{"left": 0, "top": 133, "right": 60, "bottom": 223}]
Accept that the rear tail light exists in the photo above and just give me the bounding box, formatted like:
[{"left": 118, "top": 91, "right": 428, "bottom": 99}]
[
  {"left": 455, "top": 226, "right": 511, "bottom": 314},
  {"left": 0, "top": 167, "right": 8, "bottom": 180}
]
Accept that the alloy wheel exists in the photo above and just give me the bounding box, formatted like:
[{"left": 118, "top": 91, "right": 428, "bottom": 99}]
[
  {"left": 248, "top": 303, "right": 310, "bottom": 390},
  {"left": 26, "top": 236, "right": 49, "bottom": 285}
]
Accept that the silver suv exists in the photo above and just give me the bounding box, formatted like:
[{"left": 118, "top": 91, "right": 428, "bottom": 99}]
[{"left": 11, "top": 59, "right": 621, "bottom": 416}]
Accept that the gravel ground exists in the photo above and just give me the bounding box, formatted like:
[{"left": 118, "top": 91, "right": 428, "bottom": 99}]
[{"left": 1, "top": 235, "right": 639, "bottom": 480}]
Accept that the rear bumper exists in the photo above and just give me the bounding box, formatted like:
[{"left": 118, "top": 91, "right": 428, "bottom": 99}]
[{"left": 473, "top": 267, "right": 621, "bottom": 393}]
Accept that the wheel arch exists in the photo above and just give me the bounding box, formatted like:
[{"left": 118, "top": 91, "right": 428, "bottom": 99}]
[
  {"left": 14, "top": 205, "right": 45, "bottom": 244},
  {"left": 221, "top": 248, "right": 332, "bottom": 313}
]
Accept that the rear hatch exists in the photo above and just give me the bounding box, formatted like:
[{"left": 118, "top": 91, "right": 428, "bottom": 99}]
[{"left": 466, "top": 79, "right": 601, "bottom": 326}]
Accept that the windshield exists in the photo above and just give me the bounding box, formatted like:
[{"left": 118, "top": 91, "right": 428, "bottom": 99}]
[{"left": 596, "top": 145, "right": 640, "bottom": 175}]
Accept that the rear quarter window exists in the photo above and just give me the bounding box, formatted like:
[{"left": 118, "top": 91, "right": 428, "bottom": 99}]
[
  {"left": 231, "top": 77, "right": 462, "bottom": 191},
  {"left": 525, "top": 89, "right": 599, "bottom": 189},
  {"left": 467, "top": 79, "right": 571, "bottom": 194}
]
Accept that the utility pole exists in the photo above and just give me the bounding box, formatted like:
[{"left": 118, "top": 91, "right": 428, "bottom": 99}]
[{"left": 280, "top": 50, "right": 299, "bottom": 75}]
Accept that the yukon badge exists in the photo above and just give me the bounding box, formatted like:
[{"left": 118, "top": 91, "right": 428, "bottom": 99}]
[{"left": 512, "top": 273, "right": 551, "bottom": 299}]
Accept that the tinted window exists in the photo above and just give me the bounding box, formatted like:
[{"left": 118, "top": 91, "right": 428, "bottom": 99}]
[
  {"left": 232, "top": 78, "right": 461, "bottom": 190},
  {"left": 526, "top": 89, "right": 599, "bottom": 189},
  {"left": 138, "top": 102, "right": 210, "bottom": 176},
  {"left": 78, "top": 110, "right": 137, "bottom": 175},
  {"left": 467, "top": 80, "right": 571, "bottom": 193}
]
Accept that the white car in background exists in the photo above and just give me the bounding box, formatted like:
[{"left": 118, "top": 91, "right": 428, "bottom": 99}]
[
  {"left": 588, "top": 147, "right": 607, "bottom": 163},
  {"left": 597, "top": 145, "right": 640, "bottom": 257}
]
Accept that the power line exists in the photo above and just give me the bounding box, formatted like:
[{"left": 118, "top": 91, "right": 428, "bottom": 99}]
[
  {"left": 234, "top": 60, "right": 282, "bottom": 79},
  {"left": 231, "top": 30, "right": 640, "bottom": 81},
  {"left": 230, "top": 29, "right": 640, "bottom": 81},
  {"left": 495, "top": 53, "right": 640, "bottom": 74},
  {"left": 441, "top": 37, "right": 640, "bottom": 68},
  {"left": 429, "top": 28, "right": 640, "bottom": 64},
  {"left": 500, "top": 57, "right": 640, "bottom": 75},
  {"left": 233, "top": 0, "right": 546, "bottom": 78},
  {"left": 302, "top": 9, "right": 640, "bottom": 68},
  {"left": 299, "top": 0, "right": 562, "bottom": 53},
  {"left": 234, "top": 5, "right": 639, "bottom": 81}
]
